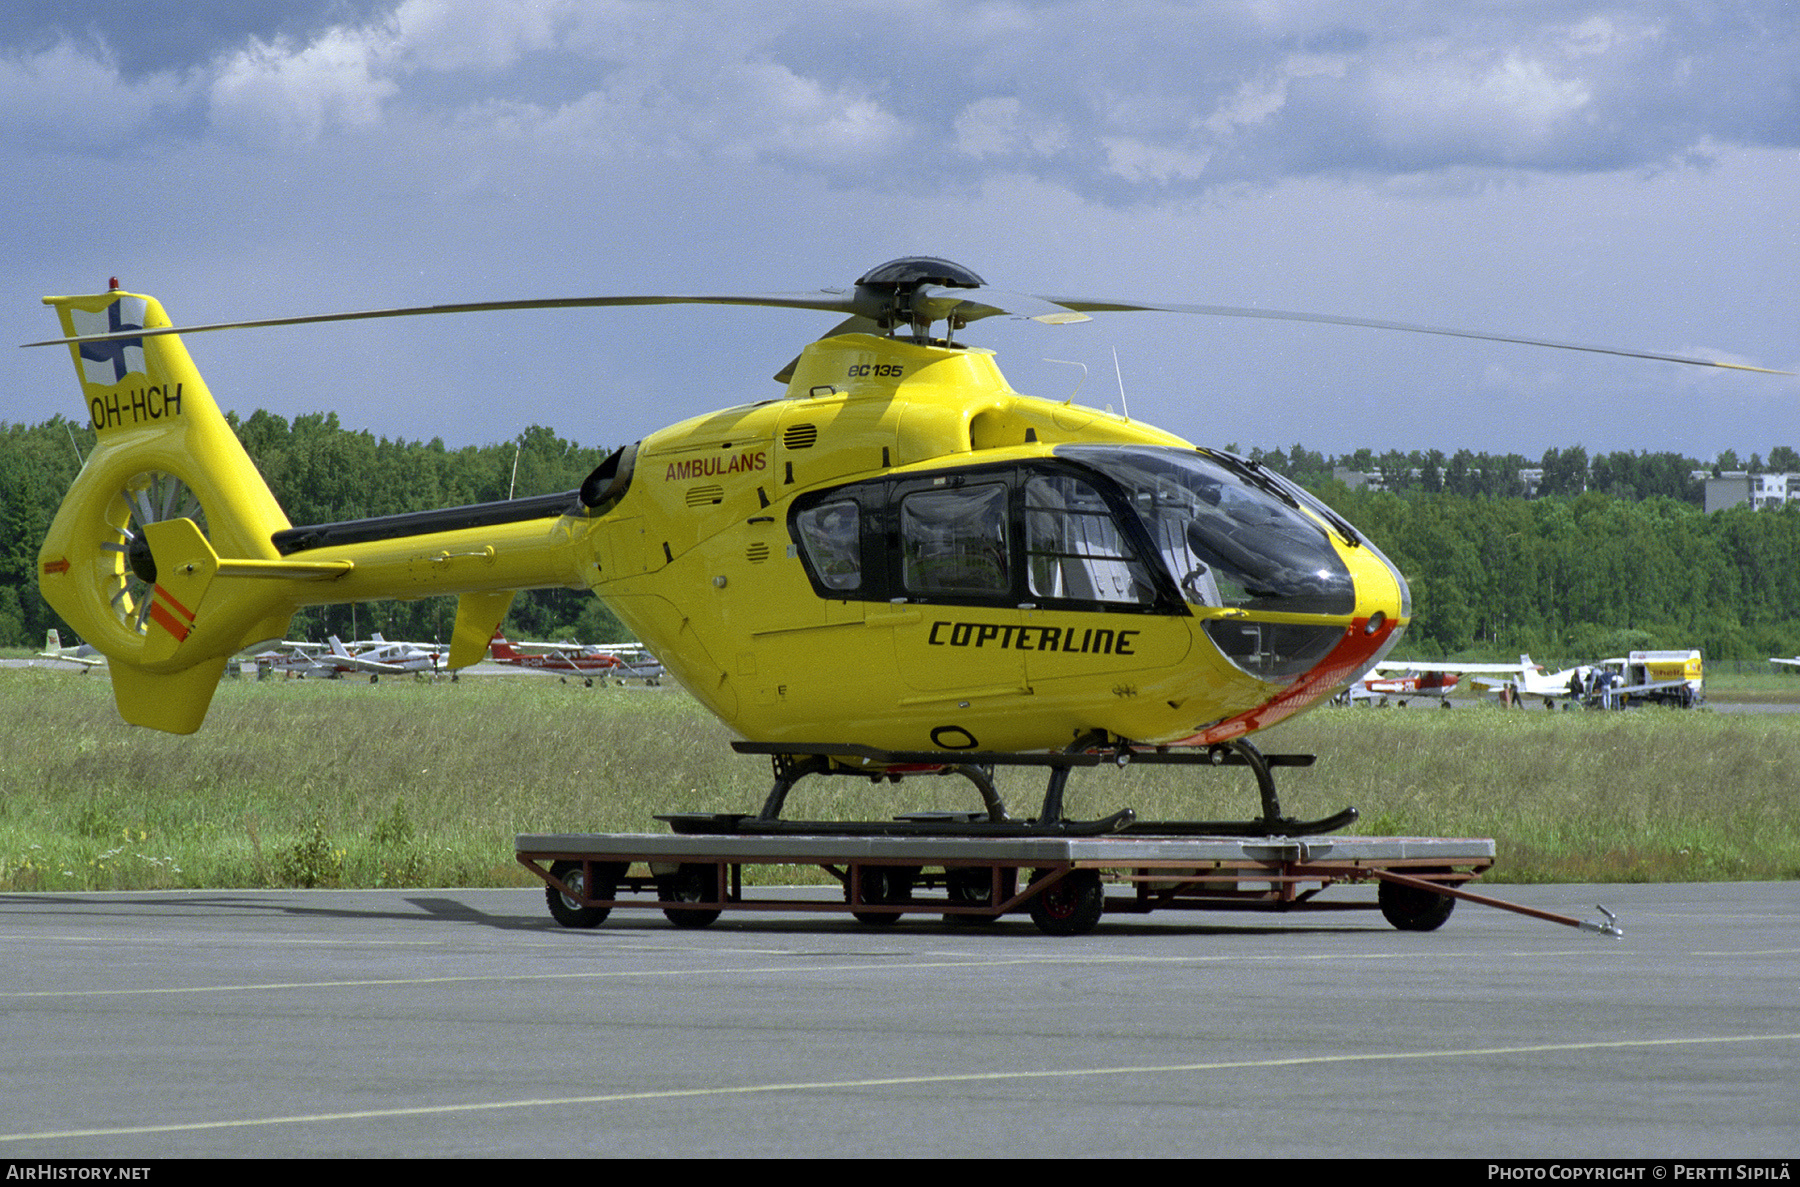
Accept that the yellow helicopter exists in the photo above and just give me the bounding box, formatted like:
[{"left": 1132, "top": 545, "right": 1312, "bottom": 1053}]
[{"left": 29, "top": 259, "right": 1781, "bottom": 836}]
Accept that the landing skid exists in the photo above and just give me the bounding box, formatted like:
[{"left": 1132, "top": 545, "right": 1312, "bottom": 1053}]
[{"left": 691, "top": 734, "right": 1358, "bottom": 839}]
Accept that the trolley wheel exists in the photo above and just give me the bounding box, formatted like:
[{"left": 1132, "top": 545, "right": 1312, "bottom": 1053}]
[
  {"left": 1027, "top": 869, "right": 1104, "bottom": 937},
  {"left": 658, "top": 863, "right": 722, "bottom": 928},
  {"left": 944, "top": 866, "right": 1015, "bottom": 926},
  {"left": 848, "top": 865, "right": 916, "bottom": 926},
  {"left": 545, "top": 860, "right": 617, "bottom": 929},
  {"left": 1378, "top": 868, "right": 1457, "bottom": 931}
]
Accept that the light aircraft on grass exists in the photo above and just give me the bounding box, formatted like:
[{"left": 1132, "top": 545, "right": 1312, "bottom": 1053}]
[
  {"left": 1335, "top": 658, "right": 1541, "bottom": 707},
  {"left": 38, "top": 629, "right": 105, "bottom": 669},
  {"left": 1470, "top": 654, "right": 1588, "bottom": 706},
  {"left": 240, "top": 639, "right": 335, "bottom": 677},
  {"left": 487, "top": 632, "right": 664, "bottom": 684},
  {"left": 1337, "top": 666, "right": 1463, "bottom": 707},
  {"left": 325, "top": 633, "right": 445, "bottom": 680},
  {"left": 28, "top": 260, "right": 1780, "bottom": 837}
]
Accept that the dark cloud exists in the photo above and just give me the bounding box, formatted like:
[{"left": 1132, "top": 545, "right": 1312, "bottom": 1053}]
[
  {"left": 0, "top": 1, "right": 386, "bottom": 73},
  {"left": 1, "top": 1, "right": 1792, "bottom": 457}
]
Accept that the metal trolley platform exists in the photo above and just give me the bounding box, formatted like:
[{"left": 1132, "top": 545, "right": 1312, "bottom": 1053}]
[{"left": 517, "top": 830, "right": 1503, "bottom": 937}]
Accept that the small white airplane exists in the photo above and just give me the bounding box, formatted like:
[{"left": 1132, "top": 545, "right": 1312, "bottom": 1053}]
[
  {"left": 38, "top": 629, "right": 105, "bottom": 668},
  {"left": 1337, "top": 667, "right": 1464, "bottom": 707},
  {"left": 326, "top": 634, "right": 445, "bottom": 679},
  {"left": 1469, "top": 655, "right": 1587, "bottom": 706},
  {"left": 1772, "top": 657, "right": 1800, "bottom": 670},
  {"left": 239, "top": 640, "right": 337, "bottom": 677}
]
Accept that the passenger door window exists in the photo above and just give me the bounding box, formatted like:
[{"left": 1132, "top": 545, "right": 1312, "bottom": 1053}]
[
  {"left": 1024, "top": 474, "right": 1155, "bottom": 605},
  {"left": 900, "top": 484, "right": 1010, "bottom": 598}
]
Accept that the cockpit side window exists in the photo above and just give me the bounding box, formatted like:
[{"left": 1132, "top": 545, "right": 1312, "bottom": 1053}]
[
  {"left": 1024, "top": 474, "right": 1156, "bottom": 605},
  {"left": 900, "top": 483, "right": 1009, "bottom": 596},
  {"left": 1063, "top": 446, "right": 1354, "bottom": 617},
  {"left": 793, "top": 499, "right": 862, "bottom": 592}
]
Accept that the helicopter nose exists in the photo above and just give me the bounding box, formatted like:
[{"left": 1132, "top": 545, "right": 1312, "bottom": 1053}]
[{"left": 1179, "top": 541, "right": 1409, "bottom": 747}]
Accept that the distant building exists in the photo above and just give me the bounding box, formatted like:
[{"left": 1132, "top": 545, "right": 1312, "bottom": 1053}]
[
  {"left": 1332, "top": 465, "right": 1545, "bottom": 495},
  {"left": 1705, "top": 472, "right": 1800, "bottom": 513},
  {"left": 1334, "top": 466, "right": 1381, "bottom": 491}
]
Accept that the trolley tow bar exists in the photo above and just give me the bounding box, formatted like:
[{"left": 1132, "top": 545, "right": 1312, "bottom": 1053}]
[{"left": 1371, "top": 869, "right": 1622, "bottom": 938}]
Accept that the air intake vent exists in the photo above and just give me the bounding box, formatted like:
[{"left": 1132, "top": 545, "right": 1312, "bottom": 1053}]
[
  {"left": 746, "top": 543, "right": 770, "bottom": 564},
  {"left": 784, "top": 424, "right": 819, "bottom": 450},
  {"left": 685, "top": 485, "right": 724, "bottom": 507}
]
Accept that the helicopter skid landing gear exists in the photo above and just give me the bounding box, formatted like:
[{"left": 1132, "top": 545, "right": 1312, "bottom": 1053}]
[{"left": 671, "top": 736, "right": 1357, "bottom": 839}]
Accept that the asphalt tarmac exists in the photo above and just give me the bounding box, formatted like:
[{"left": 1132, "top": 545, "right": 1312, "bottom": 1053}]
[{"left": 0, "top": 880, "right": 1794, "bottom": 1159}]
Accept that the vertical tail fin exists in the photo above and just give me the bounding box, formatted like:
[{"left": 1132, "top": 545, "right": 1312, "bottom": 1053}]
[{"left": 36, "top": 289, "right": 312, "bottom": 732}]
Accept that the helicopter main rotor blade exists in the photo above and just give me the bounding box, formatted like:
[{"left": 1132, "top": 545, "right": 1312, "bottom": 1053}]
[
  {"left": 26, "top": 282, "right": 1786, "bottom": 376},
  {"left": 912, "top": 284, "right": 1091, "bottom": 326},
  {"left": 21, "top": 291, "right": 871, "bottom": 348},
  {"left": 1041, "top": 296, "right": 1790, "bottom": 375}
]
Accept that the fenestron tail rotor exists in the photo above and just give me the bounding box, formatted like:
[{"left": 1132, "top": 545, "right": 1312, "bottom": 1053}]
[{"left": 102, "top": 471, "right": 209, "bottom": 637}]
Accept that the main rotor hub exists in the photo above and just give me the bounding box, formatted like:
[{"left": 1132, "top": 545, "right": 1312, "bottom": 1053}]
[
  {"left": 854, "top": 257, "right": 986, "bottom": 290},
  {"left": 854, "top": 257, "right": 987, "bottom": 338}
]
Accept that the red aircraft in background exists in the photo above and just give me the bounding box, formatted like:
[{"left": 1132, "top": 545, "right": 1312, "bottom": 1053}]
[
  {"left": 487, "top": 632, "right": 664, "bottom": 685},
  {"left": 1337, "top": 667, "right": 1464, "bottom": 707},
  {"left": 1332, "top": 659, "right": 1526, "bottom": 706}
]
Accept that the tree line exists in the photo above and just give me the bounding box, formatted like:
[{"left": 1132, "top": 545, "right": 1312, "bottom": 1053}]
[
  {"left": 5, "top": 412, "right": 1800, "bottom": 662},
  {"left": 1243, "top": 443, "right": 1800, "bottom": 502}
]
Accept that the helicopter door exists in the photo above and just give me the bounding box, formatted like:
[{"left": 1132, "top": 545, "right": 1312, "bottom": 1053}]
[
  {"left": 1017, "top": 471, "right": 1190, "bottom": 685},
  {"left": 889, "top": 479, "right": 1027, "bottom": 696}
]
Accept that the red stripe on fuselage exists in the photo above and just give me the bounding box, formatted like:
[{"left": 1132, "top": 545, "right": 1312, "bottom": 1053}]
[{"left": 1177, "top": 617, "right": 1398, "bottom": 746}]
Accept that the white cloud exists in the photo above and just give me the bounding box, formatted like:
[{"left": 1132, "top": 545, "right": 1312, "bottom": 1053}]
[
  {"left": 209, "top": 26, "right": 401, "bottom": 144},
  {"left": 1364, "top": 47, "right": 1592, "bottom": 162},
  {"left": 1203, "top": 53, "right": 1347, "bottom": 138},
  {"left": 725, "top": 60, "right": 910, "bottom": 163},
  {"left": 954, "top": 96, "right": 1069, "bottom": 158},
  {"left": 387, "top": 0, "right": 576, "bottom": 71},
  {"left": 0, "top": 40, "right": 196, "bottom": 147},
  {"left": 1100, "top": 135, "right": 1212, "bottom": 183}
]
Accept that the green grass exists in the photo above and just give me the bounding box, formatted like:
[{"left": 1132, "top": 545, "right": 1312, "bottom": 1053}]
[
  {"left": 1, "top": 666, "right": 1796, "bottom": 890},
  {"left": 1697, "top": 669, "right": 1800, "bottom": 703}
]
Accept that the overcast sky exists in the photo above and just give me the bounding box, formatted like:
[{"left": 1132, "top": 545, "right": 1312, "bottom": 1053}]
[{"left": 3, "top": 0, "right": 1795, "bottom": 463}]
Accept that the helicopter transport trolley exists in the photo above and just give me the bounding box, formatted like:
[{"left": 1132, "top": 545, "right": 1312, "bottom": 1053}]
[
  {"left": 518, "top": 739, "right": 1624, "bottom": 937},
  {"left": 518, "top": 828, "right": 1507, "bottom": 937},
  {"left": 518, "top": 736, "right": 1634, "bottom": 936}
]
